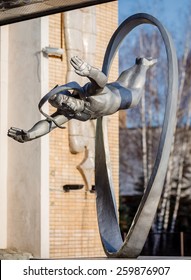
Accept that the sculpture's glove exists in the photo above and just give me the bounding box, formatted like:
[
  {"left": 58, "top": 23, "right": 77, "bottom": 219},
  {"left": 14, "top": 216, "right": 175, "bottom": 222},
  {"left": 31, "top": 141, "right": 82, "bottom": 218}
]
[
  {"left": 70, "top": 56, "right": 91, "bottom": 77},
  {"left": 7, "top": 127, "right": 30, "bottom": 143}
]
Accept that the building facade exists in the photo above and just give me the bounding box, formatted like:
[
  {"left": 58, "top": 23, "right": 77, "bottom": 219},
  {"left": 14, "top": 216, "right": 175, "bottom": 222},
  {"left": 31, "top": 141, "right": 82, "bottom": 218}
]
[{"left": 0, "top": 1, "right": 118, "bottom": 259}]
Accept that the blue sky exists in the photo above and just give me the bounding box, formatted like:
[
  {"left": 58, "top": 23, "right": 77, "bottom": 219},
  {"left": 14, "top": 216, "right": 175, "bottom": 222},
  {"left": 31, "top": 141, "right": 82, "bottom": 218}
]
[
  {"left": 118, "top": 0, "right": 191, "bottom": 128},
  {"left": 119, "top": 0, "right": 191, "bottom": 58},
  {"left": 119, "top": 0, "right": 189, "bottom": 24}
]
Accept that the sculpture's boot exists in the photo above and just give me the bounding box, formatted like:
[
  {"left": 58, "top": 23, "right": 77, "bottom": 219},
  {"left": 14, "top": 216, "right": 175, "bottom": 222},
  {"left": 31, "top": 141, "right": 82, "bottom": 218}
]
[{"left": 116, "top": 56, "right": 157, "bottom": 89}]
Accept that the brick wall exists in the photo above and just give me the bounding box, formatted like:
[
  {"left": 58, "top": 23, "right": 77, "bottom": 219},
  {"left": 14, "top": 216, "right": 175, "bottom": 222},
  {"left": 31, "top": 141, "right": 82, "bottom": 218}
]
[{"left": 49, "top": 1, "right": 118, "bottom": 258}]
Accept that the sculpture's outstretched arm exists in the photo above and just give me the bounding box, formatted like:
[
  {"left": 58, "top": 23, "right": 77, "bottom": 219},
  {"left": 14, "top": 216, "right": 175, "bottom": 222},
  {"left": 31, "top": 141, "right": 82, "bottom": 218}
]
[
  {"left": 8, "top": 112, "right": 69, "bottom": 143},
  {"left": 70, "top": 56, "right": 108, "bottom": 94}
]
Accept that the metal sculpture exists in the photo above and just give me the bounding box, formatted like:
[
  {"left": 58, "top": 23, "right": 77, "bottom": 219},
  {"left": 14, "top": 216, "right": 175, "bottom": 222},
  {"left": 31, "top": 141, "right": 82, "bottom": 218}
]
[
  {"left": 95, "top": 13, "right": 178, "bottom": 258},
  {"left": 7, "top": 13, "right": 178, "bottom": 258},
  {"left": 8, "top": 54, "right": 156, "bottom": 141}
]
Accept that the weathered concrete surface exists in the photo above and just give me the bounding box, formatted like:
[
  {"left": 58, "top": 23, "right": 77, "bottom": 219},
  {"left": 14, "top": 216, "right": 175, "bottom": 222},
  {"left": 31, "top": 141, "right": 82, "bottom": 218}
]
[{"left": 0, "top": 248, "right": 33, "bottom": 260}]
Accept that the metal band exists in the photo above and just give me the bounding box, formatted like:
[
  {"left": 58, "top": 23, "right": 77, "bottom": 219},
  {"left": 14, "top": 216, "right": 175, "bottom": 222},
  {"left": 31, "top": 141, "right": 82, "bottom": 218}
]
[
  {"left": 109, "top": 82, "right": 132, "bottom": 109},
  {"left": 95, "top": 13, "right": 178, "bottom": 258},
  {"left": 38, "top": 81, "right": 84, "bottom": 129}
]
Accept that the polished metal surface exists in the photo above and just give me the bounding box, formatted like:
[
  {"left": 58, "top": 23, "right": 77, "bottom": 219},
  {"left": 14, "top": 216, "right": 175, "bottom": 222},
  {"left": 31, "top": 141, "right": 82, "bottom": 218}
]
[
  {"left": 8, "top": 54, "right": 151, "bottom": 142},
  {"left": 38, "top": 81, "right": 84, "bottom": 129},
  {"left": 95, "top": 13, "right": 178, "bottom": 258}
]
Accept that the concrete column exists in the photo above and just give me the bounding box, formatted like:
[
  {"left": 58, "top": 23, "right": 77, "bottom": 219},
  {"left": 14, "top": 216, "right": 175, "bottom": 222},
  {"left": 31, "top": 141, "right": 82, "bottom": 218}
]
[
  {"left": 7, "top": 17, "right": 49, "bottom": 258},
  {"left": 0, "top": 25, "right": 9, "bottom": 249},
  {"left": 40, "top": 16, "right": 49, "bottom": 258}
]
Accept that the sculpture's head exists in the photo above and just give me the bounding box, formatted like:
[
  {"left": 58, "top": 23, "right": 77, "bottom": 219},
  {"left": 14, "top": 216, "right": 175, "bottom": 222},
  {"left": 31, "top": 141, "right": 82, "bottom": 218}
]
[{"left": 48, "top": 91, "right": 70, "bottom": 109}]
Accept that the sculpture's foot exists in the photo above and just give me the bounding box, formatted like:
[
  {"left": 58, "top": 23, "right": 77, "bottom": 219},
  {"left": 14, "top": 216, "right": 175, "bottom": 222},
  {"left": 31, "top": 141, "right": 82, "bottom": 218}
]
[{"left": 136, "top": 57, "right": 157, "bottom": 67}]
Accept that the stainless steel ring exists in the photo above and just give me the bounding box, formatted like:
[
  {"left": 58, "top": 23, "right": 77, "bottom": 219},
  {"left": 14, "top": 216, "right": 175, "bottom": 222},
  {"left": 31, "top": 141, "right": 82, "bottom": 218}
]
[{"left": 95, "top": 13, "right": 178, "bottom": 258}]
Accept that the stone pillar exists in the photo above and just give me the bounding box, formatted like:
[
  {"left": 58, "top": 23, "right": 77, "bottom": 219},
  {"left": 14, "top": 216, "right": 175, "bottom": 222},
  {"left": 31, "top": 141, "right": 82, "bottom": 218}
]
[
  {"left": 0, "top": 25, "right": 9, "bottom": 249},
  {"left": 7, "top": 17, "right": 49, "bottom": 258}
]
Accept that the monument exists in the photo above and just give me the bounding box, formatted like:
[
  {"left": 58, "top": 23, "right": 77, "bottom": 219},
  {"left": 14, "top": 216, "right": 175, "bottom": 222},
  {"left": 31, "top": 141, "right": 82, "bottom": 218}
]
[{"left": 8, "top": 13, "right": 178, "bottom": 258}]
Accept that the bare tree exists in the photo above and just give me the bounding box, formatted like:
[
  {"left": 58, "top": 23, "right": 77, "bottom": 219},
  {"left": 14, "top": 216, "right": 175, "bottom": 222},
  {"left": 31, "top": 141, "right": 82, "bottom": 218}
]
[{"left": 157, "top": 20, "right": 191, "bottom": 232}]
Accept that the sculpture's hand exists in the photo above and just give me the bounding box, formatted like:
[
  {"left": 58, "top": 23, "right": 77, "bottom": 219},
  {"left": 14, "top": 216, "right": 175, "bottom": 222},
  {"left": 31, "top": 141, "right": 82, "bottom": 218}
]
[
  {"left": 70, "top": 56, "right": 91, "bottom": 77},
  {"left": 7, "top": 127, "right": 30, "bottom": 143}
]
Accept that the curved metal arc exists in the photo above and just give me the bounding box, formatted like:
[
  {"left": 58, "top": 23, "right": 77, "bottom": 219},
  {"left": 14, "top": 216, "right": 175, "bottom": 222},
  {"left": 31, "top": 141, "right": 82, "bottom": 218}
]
[
  {"left": 95, "top": 117, "right": 123, "bottom": 253},
  {"left": 95, "top": 13, "right": 178, "bottom": 258}
]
